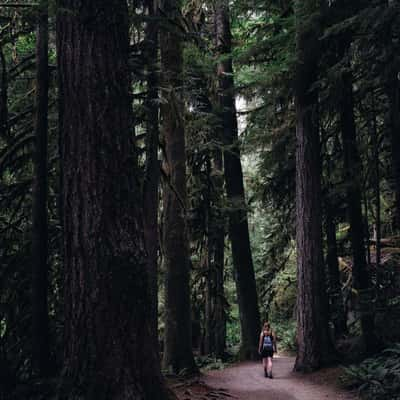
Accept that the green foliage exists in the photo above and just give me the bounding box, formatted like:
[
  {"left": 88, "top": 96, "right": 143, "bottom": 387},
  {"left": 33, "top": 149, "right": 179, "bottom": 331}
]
[
  {"left": 342, "top": 344, "right": 400, "bottom": 400},
  {"left": 230, "top": 1, "right": 298, "bottom": 338},
  {"left": 195, "top": 355, "right": 233, "bottom": 371},
  {"left": 226, "top": 304, "right": 241, "bottom": 350},
  {"left": 14, "top": 32, "right": 36, "bottom": 54},
  {"left": 272, "top": 319, "right": 297, "bottom": 353},
  {"left": 232, "top": 0, "right": 295, "bottom": 92},
  {"left": 266, "top": 252, "right": 296, "bottom": 321}
]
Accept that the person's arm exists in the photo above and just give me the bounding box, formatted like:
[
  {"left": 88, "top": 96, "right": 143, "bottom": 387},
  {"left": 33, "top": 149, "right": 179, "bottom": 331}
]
[
  {"left": 273, "top": 331, "right": 277, "bottom": 353},
  {"left": 258, "top": 333, "right": 263, "bottom": 354}
]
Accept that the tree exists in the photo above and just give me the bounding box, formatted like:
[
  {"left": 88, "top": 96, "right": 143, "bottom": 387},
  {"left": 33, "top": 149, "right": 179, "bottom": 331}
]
[
  {"left": 294, "top": 0, "right": 333, "bottom": 371},
  {"left": 388, "top": 71, "right": 400, "bottom": 230},
  {"left": 209, "top": 147, "right": 226, "bottom": 358},
  {"left": 31, "top": 0, "right": 50, "bottom": 377},
  {"left": 183, "top": 29, "right": 227, "bottom": 357},
  {"left": 324, "top": 192, "right": 347, "bottom": 338},
  {"left": 338, "top": 69, "right": 377, "bottom": 352},
  {"left": 386, "top": 6, "right": 400, "bottom": 230},
  {"left": 57, "top": 1, "right": 174, "bottom": 397},
  {"left": 214, "top": 0, "right": 261, "bottom": 360},
  {"left": 160, "top": 0, "right": 198, "bottom": 374},
  {"left": 326, "top": 0, "right": 378, "bottom": 352},
  {"left": 143, "top": 0, "right": 160, "bottom": 345},
  {"left": 0, "top": 47, "right": 8, "bottom": 137}
]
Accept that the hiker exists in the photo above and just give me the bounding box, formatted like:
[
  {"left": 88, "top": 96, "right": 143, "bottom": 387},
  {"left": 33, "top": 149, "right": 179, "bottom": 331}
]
[{"left": 258, "top": 321, "right": 277, "bottom": 378}]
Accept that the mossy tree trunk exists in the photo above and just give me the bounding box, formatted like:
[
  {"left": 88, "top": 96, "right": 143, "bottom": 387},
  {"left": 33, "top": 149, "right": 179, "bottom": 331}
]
[{"left": 160, "top": 0, "right": 198, "bottom": 375}]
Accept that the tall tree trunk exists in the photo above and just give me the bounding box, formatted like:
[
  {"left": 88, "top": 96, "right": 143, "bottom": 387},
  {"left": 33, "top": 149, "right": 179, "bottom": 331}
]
[
  {"left": 213, "top": 236, "right": 226, "bottom": 358},
  {"left": 211, "top": 150, "right": 226, "bottom": 359},
  {"left": 370, "top": 96, "right": 383, "bottom": 306},
  {"left": 370, "top": 96, "right": 381, "bottom": 269},
  {"left": 204, "top": 161, "right": 215, "bottom": 355},
  {"left": 327, "top": 5, "right": 376, "bottom": 347},
  {"left": 363, "top": 193, "right": 372, "bottom": 266},
  {"left": 193, "top": 81, "right": 226, "bottom": 358},
  {"left": 214, "top": 0, "right": 260, "bottom": 360},
  {"left": 186, "top": 51, "right": 226, "bottom": 357},
  {"left": 31, "top": 0, "right": 50, "bottom": 377},
  {"left": 339, "top": 71, "right": 377, "bottom": 352},
  {"left": 294, "top": 0, "right": 333, "bottom": 371},
  {"left": 384, "top": 0, "right": 400, "bottom": 231},
  {"left": 0, "top": 47, "right": 8, "bottom": 138},
  {"left": 143, "top": 0, "right": 160, "bottom": 347},
  {"left": 57, "top": 1, "right": 174, "bottom": 398},
  {"left": 204, "top": 188, "right": 215, "bottom": 355},
  {"left": 189, "top": 85, "right": 216, "bottom": 357},
  {"left": 325, "top": 197, "right": 347, "bottom": 338},
  {"left": 203, "top": 154, "right": 226, "bottom": 358},
  {"left": 388, "top": 75, "right": 400, "bottom": 230},
  {"left": 160, "top": 0, "right": 197, "bottom": 374}
]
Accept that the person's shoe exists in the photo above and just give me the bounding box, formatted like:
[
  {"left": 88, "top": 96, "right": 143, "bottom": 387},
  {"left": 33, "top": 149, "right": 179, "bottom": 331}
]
[
  {"left": 269, "top": 373, "right": 273, "bottom": 379},
  {"left": 264, "top": 369, "right": 268, "bottom": 377}
]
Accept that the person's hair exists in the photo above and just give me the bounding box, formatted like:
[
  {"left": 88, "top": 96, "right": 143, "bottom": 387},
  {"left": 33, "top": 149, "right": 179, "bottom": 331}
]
[{"left": 263, "top": 321, "right": 271, "bottom": 331}]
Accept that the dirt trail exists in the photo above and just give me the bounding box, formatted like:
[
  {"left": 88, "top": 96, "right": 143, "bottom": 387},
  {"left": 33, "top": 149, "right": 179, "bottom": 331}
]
[{"left": 200, "top": 356, "right": 356, "bottom": 400}]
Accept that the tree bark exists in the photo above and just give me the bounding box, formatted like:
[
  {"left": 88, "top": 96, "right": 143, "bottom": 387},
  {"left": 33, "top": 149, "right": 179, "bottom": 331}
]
[
  {"left": 160, "top": 0, "right": 197, "bottom": 374},
  {"left": 31, "top": 0, "right": 50, "bottom": 377},
  {"left": 143, "top": 0, "right": 160, "bottom": 347},
  {"left": 0, "top": 47, "right": 8, "bottom": 138},
  {"left": 370, "top": 97, "right": 381, "bottom": 269},
  {"left": 211, "top": 192, "right": 226, "bottom": 358},
  {"left": 191, "top": 76, "right": 226, "bottom": 358},
  {"left": 214, "top": 0, "right": 260, "bottom": 361},
  {"left": 339, "top": 70, "right": 377, "bottom": 352},
  {"left": 185, "top": 44, "right": 227, "bottom": 357},
  {"left": 294, "top": 0, "right": 333, "bottom": 371},
  {"left": 383, "top": 0, "right": 400, "bottom": 231},
  {"left": 57, "top": 1, "right": 174, "bottom": 398},
  {"left": 204, "top": 192, "right": 215, "bottom": 355},
  {"left": 324, "top": 197, "right": 347, "bottom": 338},
  {"left": 388, "top": 74, "right": 400, "bottom": 230},
  {"left": 210, "top": 149, "right": 226, "bottom": 358},
  {"left": 203, "top": 153, "right": 226, "bottom": 358}
]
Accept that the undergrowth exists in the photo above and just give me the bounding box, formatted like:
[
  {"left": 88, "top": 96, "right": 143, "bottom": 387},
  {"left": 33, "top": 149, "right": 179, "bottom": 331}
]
[
  {"left": 341, "top": 343, "right": 400, "bottom": 400},
  {"left": 195, "top": 354, "right": 235, "bottom": 371},
  {"left": 272, "top": 319, "right": 297, "bottom": 353}
]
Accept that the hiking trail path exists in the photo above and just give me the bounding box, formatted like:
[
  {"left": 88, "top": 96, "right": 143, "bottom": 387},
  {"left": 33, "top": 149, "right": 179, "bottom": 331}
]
[{"left": 174, "top": 356, "right": 357, "bottom": 400}]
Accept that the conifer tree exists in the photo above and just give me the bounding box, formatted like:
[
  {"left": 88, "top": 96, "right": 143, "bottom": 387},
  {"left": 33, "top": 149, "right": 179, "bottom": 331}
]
[
  {"left": 161, "top": 0, "right": 198, "bottom": 374},
  {"left": 214, "top": 0, "right": 261, "bottom": 360},
  {"left": 57, "top": 1, "right": 174, "bottom": 397}
]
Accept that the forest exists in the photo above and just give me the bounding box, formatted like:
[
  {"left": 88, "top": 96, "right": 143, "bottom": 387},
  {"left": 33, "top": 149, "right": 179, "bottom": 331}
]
[{"left": 0, "top": 0, "right": 400, "bottom": 399}]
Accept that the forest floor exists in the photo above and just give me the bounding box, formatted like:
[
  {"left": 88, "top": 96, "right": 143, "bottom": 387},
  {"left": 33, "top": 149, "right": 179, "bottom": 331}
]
[{"left": 171, "top": 355, "right": 358, "bottom": 400}]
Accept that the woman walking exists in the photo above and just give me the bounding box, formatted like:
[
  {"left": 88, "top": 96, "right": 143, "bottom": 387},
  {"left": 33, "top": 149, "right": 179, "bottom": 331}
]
[{"left": 258, "top": 322, "right": 277, "bottom": 378}]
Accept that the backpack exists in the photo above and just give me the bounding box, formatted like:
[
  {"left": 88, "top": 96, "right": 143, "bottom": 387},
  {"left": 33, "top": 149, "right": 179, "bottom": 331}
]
[{"left": 262, "top": 334, "right": 273, "bottom": 351}]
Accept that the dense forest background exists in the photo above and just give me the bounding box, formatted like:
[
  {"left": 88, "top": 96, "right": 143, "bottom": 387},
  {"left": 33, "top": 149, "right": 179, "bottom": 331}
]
[{"left": 1, "top": 0, "right": 400, "bottom": 399}]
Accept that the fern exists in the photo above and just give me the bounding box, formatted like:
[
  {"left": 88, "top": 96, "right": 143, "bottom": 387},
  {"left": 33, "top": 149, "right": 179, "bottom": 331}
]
[{"left": 342, "top": 345, "right": 400, "bottom": 400}]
